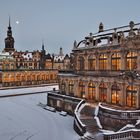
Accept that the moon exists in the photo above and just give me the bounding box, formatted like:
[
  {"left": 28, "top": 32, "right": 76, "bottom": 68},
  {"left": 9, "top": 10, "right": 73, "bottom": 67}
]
[{"left": 16, "top": 21, "right": 19, "bottom": 24}]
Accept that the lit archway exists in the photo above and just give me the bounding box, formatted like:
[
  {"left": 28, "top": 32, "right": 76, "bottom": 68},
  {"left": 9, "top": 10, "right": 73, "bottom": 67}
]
[
  {"left": 88, "top": 82, "right": 96, "bottom": 100},
  {"left": 79, "top": 81, "right": 85, "bottom": 98},
  {"left": 126, "top": 52, "right": 137, "bottom": 70},
  {"left": 111, "top": 53, "right": 121, "bottom": 70},
  {"left": 99, "top": 82, "right": 107, "bottom": 102},
  {"left": 111, "top": 84, "right": 120, "bottom": 104},
  {"left": 126, "top": 85, "right": 137, "bottom": 107},
  {"left": 69, "top": 81, "right": 74, "bottom": 96}
]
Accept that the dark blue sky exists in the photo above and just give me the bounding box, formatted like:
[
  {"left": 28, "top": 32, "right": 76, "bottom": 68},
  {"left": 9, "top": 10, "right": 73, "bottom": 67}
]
[{"left": 0, "top": 0, "right": 140, "bottom": 54}]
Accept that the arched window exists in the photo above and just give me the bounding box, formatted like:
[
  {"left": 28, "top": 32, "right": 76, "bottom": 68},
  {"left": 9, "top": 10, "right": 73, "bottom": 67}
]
[
  {"left": 21, "top": 75, "right": 26, "bottom": 81},
  {"left": 61, "top": 81, "right": 66, "bottom": 94},
  {"left": 27, "top": 75, "right": 31, "bottom": 81},
  {"left": 5, "top": 64, "right": 9, "bottom": 70},
  {"left": 88, "top": 55, "right": 95, "bottom": 70},
  {"left": 126, "top": 52, "right": 137, "bottom": 70},
  {"left": 69, "top": 81, "right": 74, "bottom": 96},
  {"left": 42, "top": 75, "right": 45, "bottom": 80},
  {"left": 99, "top": 83, "right": 107, "bottom": 102},
  {"left": 78, "top": 56, "right": 85, "bottom": 70},
  {"left": 126, "top": 86, "right": 137, "bottom": 107},
  {"left": 4, "top": 74, "right": 9, "bottom": 82},
  {"left": 32, "top": 75, "right": 36, "bottom": 81},
  {"left": 79, "top": 81, "right": 85, "bottom": 98},
  {"left": 10, "top": 75, "right": 14, "bottom": 82},
  {"left": 16, "top": 74, "right": 20, "bottom": 81},
  {"left": 111, "top": 53, "right": 121, "bottom": 70},
  {"left": 37, "top": 75, "right": 40, "bottom": 81},
  {"left": 88, "top": 82, "right": 96, "bottom": 100},
  {"left": 99, "top": 54, "right": 107, "bottom": 70},
  {"left": 50, "top": 74, "right": 53, "bottom": 80},
  {"left": 111, "top": 84, "right": 120, "bottom": 104},
  {"left": 11, "top": 64, "right": 14, "bottom": 69}
]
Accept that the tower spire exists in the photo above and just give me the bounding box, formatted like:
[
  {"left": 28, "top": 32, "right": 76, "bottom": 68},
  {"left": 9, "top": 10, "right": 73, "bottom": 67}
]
[
  {"left": 9, "top": 16, "right": 11, "bottom": 28},
  {"left": 42, "top": 40, "right": 45, "bottom": 51},
  {"left": 4, "top": 17, "right": 15, "bottom": 52}
]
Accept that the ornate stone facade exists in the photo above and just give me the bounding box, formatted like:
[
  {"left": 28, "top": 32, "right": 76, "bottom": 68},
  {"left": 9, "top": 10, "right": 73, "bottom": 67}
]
[{"left": 59, "top": 21, "right": 140, "bottom": 109}]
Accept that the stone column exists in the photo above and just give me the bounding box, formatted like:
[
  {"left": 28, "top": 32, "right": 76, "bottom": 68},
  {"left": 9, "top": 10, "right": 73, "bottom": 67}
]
[
  {"left": 95, "top": 54, "right": 99, "bottom": 71},
  {"left": 107, "top": 83, "right": 111, "bottom": 103},
  {"left": 107, "top": 53, "right": 111, "bottom": 70},
  {"left": 95, "top": 81, "right": 99, "bottom": 101},
  {"left": 121, "top": 82, "right": 126, "bottom": 106},
  {"left": 136, "top": 85, "right": 140, "bottom": 108},
  {"left": 74, "top": 80, "right": 79, "bottom": 97},
  {"left": 85, "top": 82, "right": 88, "bottom": 99},
  {"left": 137, "top": 51, "right": 140, "bottom": 71},
  {"left": 121, "top": 52, "right": 127, "bottom": 70},
  {"left": 65, "top": 80, "right": 69, "bottom": 95},
  {"left": 84, "top": 55, "right": 88, "bottom": 71}
]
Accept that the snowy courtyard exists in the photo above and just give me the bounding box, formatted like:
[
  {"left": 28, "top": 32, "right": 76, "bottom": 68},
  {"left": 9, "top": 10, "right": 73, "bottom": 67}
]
[{"left": 0, "top": 86, "right": 79, "bottom": 140}]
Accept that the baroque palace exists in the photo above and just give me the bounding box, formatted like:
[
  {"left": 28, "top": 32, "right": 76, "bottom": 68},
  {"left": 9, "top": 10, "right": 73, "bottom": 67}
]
[
  {"left": 59, "top": 22, "right": 140, "bottom": 108},
  {"left": 0, "top": 19, "right": 70, "bottom": 87},
  {"left": 47, "top": 21, "right": 140, "bottom": 139},
  {"left": 59, "top": 21, "right": 140, "bottom": 109}
]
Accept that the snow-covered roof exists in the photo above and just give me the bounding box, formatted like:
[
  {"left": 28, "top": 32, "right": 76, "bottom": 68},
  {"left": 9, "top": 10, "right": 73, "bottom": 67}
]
[
  {"left": 0, "top": 52, "right": 13, "bottom": 60},
  {"left": 22, "top": 52, "right": 33, "bottom": 60},
  {"left": 54, "top": 55, "right": 65, "bottom": 62}
]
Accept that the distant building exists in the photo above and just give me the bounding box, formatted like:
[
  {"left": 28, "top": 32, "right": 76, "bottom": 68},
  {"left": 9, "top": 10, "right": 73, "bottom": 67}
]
[
  {"left": 0, "top": 20, "right": 71, "bottom": 87},
  {"left": 53, "top": 47, "right": 70, "bottom": 70}
]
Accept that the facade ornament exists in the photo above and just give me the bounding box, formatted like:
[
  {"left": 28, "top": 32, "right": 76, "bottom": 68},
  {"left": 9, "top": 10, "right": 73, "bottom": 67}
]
[
  {"left": 129, "top": 21, "right": 136, "bottom": 37},
  {"left": 99, "top": 22, "right": 104, "bottom": 32},
  {"left": 137, "top": 28, "right": 140, "bottom": 36},
  {"left": 112, "top": 29, "right": 118, "bottom": 44},
  {"left": 119, "top": 31, "right": 126, "bottom": 46},
  {"left": 73, "top": 40, "right": 77, "bottom": 48}
]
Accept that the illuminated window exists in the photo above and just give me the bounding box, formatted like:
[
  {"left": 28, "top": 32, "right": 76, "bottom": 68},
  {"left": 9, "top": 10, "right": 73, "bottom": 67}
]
[
  {"left": 27, "top": 75, "right": 31, "bottom": 81},
  {"left": 50, "top": 74, "right": 53, "bottom": 80},
  {"left": 111, "top": 53, "right": 121, "bottom": 70},
  {"left": 79, "top": 81, "right": 85, "bottom": 98},
  {"left": 88, "top": 55, "right": 95, "bottom": 70},
  {"left": 126, "top": 52, "right": 137, "bottom": 70},
  {"left": 21, "top": 75, "right": 25, "bottom": 81},
  {"left": 111, "top": 84, "right": 120, "bottom": 104},
  {"left": 99, "top": 54, "right": 107, "bottom": 70},
  {"left": 126, "top": 86, "right": 137, "bottom": 107},
  {"left": 61, "top": 81, "right": 66, "bottom": 94},
  {"left": 32, "top": 75, "right": 35, "bottom": 81},
  {"left": 37, "top": 75, "right": 40, "bottom": 81},
  {"left": 69, "top": 81, "right": 74, "bottom": 96},
  {"left": 4, "top": 75, "right": 9, "bottom": 82},
  {"left": 88, "top": 82, "right": 96, "bottom": 100},
  {"left": 99, "top": 83, "right": 107, "bottom": 102},
  {"left": 16, "top": 74, "right": 20, "bottom": 81},
  {"left": 10, "top": 75, "right": 14, "bottom": 82},
  {"left": 78, "top": 57, "right": 85, "bottom": 70},
  {"left": 42, "top": 75, "right": 45, "bottom": 80}
]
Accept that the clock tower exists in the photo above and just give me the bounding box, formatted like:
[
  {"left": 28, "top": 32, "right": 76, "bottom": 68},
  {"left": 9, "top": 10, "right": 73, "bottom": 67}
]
[{"left": 4, "top": 18, "right": 15, "bottom": 52}]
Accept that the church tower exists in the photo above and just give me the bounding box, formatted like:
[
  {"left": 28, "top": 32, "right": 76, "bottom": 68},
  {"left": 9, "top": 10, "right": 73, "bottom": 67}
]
[
  {"left": 40, "top": 42, "right": 46, "bottom": 69},
  {"left": 4, "top": 18, "right": 15, "bottom": 52}
]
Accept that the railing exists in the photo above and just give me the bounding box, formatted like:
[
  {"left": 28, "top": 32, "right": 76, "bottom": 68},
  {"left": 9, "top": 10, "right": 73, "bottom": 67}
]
[
  {"left": 2, "top": 69, "right": 58, "bottom": 72},
  {"left": 99, "top": 103, "right": 140, "bottom": 120},
  {"left": 73, "top": 99, "right": 86, "bottom": 136},
  {"left": 69, "top": 70, "right": 140, "bottom": 78},
  {"left": 104, "top": 129, "right": 140, "bottom": 140}
]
